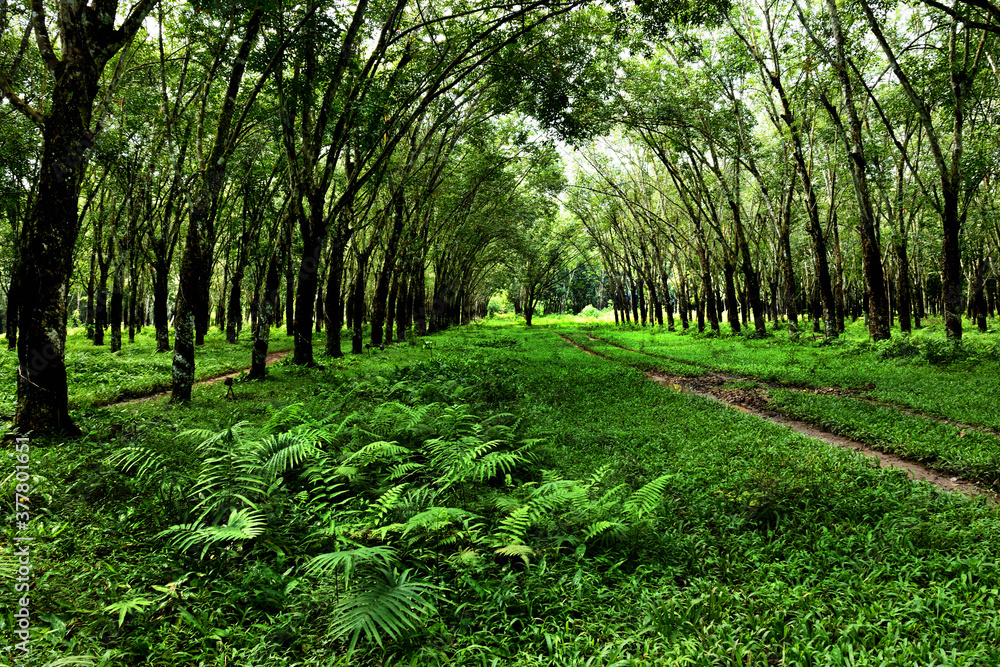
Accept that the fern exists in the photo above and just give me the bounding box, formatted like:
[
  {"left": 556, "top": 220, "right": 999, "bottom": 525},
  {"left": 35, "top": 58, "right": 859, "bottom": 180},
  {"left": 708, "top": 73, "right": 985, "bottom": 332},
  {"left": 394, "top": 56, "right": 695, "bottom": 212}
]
[
  {"left": 582, "top": 520, "right": 627, "bottom": 542},
  {"left": 160, "top": 508, "right": 267, "bottom": 558},
  {"left": 328, "top": 567, "right": 444, "bottom": 659},
  {"left": 305, "top": 545, "right": 398, "bottom": 585},
  {"left": 623, "top": 475, "right": 673, "bottom": 519},
  {"left": 366, "top": 483, "right": 409, "bottom": 526}
]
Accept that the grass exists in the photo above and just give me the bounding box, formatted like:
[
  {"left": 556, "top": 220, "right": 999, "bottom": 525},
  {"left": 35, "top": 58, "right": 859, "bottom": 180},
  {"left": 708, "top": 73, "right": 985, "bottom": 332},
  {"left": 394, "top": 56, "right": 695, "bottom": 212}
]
[
  {"left": 0, "top": 326, "right": 299, "bottom": 417},
  {"left": 1, "top": 320, "right": 999, "bottom": 665},
  {"left": 548, "top": 317, "right": 1000, "bottom": 484},
  {"left": 577, "top": 319, "right": 1000, "bottom": 430}
]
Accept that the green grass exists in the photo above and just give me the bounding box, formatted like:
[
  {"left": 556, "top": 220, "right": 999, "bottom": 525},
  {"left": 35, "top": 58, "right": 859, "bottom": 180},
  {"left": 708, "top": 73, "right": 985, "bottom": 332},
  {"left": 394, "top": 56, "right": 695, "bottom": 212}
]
[
  {"left": 2, "top": 321, "right": 999, "bottom": 665},
  {"left": 0, "top": 326, "right": 300, "bottom": 417},
  {"left": 551, "top": 318, "right": 1000, "bottom": 486},
  {"left": 577, "top": 319, "right": 1000, "bottom": 430},
  {"left": 769, "top": 390, "right": 1000, "bottom": 484}
]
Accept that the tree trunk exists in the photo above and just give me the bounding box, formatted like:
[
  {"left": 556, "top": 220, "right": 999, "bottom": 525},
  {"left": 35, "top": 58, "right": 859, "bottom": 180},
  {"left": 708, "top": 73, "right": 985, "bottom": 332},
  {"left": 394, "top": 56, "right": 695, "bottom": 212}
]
[
  {"left": 723, "top": 260, "right": 740, "bottom": 334},
  {"left": 285, "top": 262, "right": 295, "bottom": 337},
  {"left": 110, "top": 262, "right": 123, "bottom": 353},
  {"left": 95, "top": 251, "right": 110, "bottom": 346},
  {"left": 315, "top": 284, "right": 324, "bottom": 333},
  {"left": 293, "top": 208, "right": 325, "bottom": 365},
  {"left": 85, "top": 252, "right": 95, "bottom": 340},
  {"left": 153, "top": 260, "right": 170, "bottom": 352},
  {"left": 395, "top": 271, "right": 409, "bottom": 342},
  {"left": 678, "top": 273, "right": 689, "bottom": 330},
  {"left": 974, "top": 249, "right": 987, "bottom": 333},
  {"left": 324, "top": 234, "right": 347, "bottom": 357},
  {"left": 351, "top": 254, "right": 369, "bottom": 354},
  {"left": 226, "top": 271, "right": 243, "bottom": 343},
  {"left": 249, "top": 247, "right": 284, "bottom": 380}
]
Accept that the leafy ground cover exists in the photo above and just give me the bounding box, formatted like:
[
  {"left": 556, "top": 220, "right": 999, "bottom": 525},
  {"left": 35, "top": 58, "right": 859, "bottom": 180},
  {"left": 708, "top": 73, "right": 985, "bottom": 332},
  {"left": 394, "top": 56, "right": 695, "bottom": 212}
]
[
  {"left": 2, "top": 322, "right": 999, "bottom": 665},
  {"left": 554, "top": 319, "right": 1000, "bottom": 485},
  {"left": 576, "top": 319, "right": 1000, "bottom": 430},
  {"left": 0, "top": 327, "right": 296, "bottom": 417}
]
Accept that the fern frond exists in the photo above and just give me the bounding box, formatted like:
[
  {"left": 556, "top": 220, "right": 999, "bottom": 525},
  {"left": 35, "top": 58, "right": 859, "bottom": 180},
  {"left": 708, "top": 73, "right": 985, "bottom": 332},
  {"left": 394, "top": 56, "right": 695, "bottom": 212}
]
[
  {"left": 583, "top": 520, "right": 626, "bottom": 542},
  {"left": 388, "top": 462, "right": 425, "bottom": 481},
  {"left": 469, "top": 451, "right": 526, "bottom": 482},
  {"left": 305, "top": 545, "right": 398, "bottom": 580},
  {"left": 493, "top": 543, "right": 533, "bottom": 564},
  {"left": 623, "top": 474, "right": 673, "bottom": 519},
  {"left": 328, "top": 568, "right": 443, "bottom": 656},
  {"left": 366, "top": 483, "right": 408, "bottom": 525},
  {"left": 159, "top": 508, "right": 266, "bottom": 558},
  {"left": 344, "top": 440, "right": 410, "bottom": 468},
  {"left": 259, "top": 432, "right": 321, "bottom": 479},
  {"left": 108, "top": 446, "right": 173, "bottom": 479}
]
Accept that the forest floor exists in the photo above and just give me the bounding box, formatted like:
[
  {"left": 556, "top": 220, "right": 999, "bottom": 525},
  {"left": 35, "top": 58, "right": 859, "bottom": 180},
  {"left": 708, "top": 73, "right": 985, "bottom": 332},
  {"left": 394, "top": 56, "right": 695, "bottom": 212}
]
[
  {"left": 556, "top": 331, "right": 992, "bottom": 497},
  {"left": 3, "top": 318, "right": 1000, "bottom": 666},
  {"left": 108, "top": 349, "right": 292, "bottom": 407}
]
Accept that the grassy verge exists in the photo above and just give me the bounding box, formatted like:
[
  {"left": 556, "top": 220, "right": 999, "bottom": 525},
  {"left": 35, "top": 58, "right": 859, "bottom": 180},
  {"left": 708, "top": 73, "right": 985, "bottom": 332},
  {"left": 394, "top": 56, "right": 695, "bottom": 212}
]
[
  {"left": 0, "top": 327, "right": 301, "bottom": 416},
  {"left": 769, "top": 390, "right": 1000, "bottom": 484},
  {"left": 1, "top": 322, "right": 999, "bottom": 665},
  {"left": 559, "top": 321, "right": 1000, "bottom": 486},
  {"left": 579, "top": 319, "right": 1000, "bottom": 430}
]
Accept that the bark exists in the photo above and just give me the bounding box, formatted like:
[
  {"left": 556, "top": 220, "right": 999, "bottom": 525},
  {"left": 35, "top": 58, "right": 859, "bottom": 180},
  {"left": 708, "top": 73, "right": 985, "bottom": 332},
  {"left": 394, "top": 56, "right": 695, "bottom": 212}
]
[
  {"left": 385, "top": 274, "right": 398, "bottom": 342},
  {"left": 13, "top": 0, "right": 157, "bottom": 434},
  {"left": 152, "top": 259, "right": 170, "bottom": 352},
  {"left": 127, "top": 264, "right": 138, "bottom": 343},
  {"left": 859, "top": 0, "right": 984, "bottom": 339},
  {"left": 371, "top": 193, "right": 406, "bottom": 346},
  {"left": 249, "top": 245, "right": 284, "bottom": 380},
  {"left": 7, "top": 256, "right": 19, "bottom": 350},
  {"left": 395, "top": 271, "right": 409, "bottom": 342},
  {"left": 172, "top": 7, "right": 264, "bottom": 401},
  {"left": 819, "top": 0, "right": 891, "bottom": 340},
  {"left": 110, "top": 261, "right": 123, "bottom": 353},
  {"left": 778, "top": 173, "right": 798, "bottom": 332},
  {"left": 285, "top": 262, "right": 295, "bottom": 337},
  {"left": 226, "top": 272, "right": 242, "bottom": 343},
  {"left": 678, "top": 273, "right": 690, "bottom": 330},
  {"left": 974, "top": 249, "right": 987, "bottom": 333},
  {"left": 324, "top": 233, "right": 348, "bottom": 357},
  {"left": 85, "top": 252, "right": 95, "bottom": 339},
  {"left": 723, "top": 260, "right": 740, "bottom": 334},
  {"left": 292, "top": 199, "right": 325, "bottom": 365},
  {"left": 351, "top": 249, "right": 372, "bottom": 353},
  {"left": 94, "top": 244, "right": 111, "bottom": 346}
]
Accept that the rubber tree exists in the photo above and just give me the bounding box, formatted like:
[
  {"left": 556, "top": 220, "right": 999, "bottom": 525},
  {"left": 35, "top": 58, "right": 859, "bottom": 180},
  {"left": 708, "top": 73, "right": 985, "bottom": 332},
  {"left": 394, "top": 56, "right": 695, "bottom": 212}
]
[
  {"left": 0, "top": 0, "right": 156, "bottom": 434},
  {"left": 858, "top": 0, "right": 989, "bottom": 340}
]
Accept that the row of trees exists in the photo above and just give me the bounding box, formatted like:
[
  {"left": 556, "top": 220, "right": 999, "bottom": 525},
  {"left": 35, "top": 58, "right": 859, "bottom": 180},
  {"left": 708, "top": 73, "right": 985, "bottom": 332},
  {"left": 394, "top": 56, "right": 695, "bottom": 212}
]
[
  {"left": 3, "top": 0, "right": 1000, "bottom": 435},
  {"left": 1, "top": 0, "right": 583, "bottom": 435},
  {"left": 553, "top": 0, "right": 1000, "bottom": 341}
]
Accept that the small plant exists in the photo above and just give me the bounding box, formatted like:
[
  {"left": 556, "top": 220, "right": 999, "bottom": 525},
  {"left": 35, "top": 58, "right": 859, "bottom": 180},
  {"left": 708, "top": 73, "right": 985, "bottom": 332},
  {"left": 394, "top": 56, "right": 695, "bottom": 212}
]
[{"left": 874, "top": 335, "right": 920, "bottom": 359}]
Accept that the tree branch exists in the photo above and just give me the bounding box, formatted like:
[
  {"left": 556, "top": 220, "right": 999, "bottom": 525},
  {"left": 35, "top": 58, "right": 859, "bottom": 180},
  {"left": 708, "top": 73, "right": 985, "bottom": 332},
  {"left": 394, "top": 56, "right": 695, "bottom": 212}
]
[
  {"left": 0, "top": 69, "right": 44, "bottom": 124},
  {"left": 29, "top": 0, "right": 58, "bottom": 71}
]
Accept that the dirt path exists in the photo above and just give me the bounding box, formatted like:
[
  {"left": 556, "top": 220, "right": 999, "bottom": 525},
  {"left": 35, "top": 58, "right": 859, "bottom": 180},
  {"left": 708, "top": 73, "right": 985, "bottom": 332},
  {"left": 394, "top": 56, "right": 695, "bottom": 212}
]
[
  {"left": 558, "top": 332, "right": 994, "bottom": 499},
  {"left": 104, "top": 349, "right": 292, "bottom": 408},
  {"left": 585, "top": 332, "right": 1000, "bottom": 440}
]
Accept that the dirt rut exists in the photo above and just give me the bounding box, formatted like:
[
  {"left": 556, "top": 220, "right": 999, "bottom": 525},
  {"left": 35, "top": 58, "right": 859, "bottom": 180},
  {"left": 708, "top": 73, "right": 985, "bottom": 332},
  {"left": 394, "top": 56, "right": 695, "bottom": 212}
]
[{"left": 558, "top": 333, "right": 994, "bottom": 498}]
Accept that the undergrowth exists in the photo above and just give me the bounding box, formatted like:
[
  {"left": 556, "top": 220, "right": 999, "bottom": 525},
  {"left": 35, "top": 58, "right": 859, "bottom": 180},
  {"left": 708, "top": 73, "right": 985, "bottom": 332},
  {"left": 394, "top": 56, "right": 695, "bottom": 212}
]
[{"left": 2, "top": 323, "right": 999, "bottom": 665}]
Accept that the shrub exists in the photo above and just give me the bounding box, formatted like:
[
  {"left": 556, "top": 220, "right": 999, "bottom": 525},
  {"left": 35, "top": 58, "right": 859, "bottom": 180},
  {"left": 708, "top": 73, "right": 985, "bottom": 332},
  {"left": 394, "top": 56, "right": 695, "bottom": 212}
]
[
  {"left": 874, "top": 335, "right": 919, "bottom": 359},
  {"left": 916, "top": 337, "right": 969, "bottom": 365},
  {"left": 579, "top": 304, "right": 601, "bottom": 319}
]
